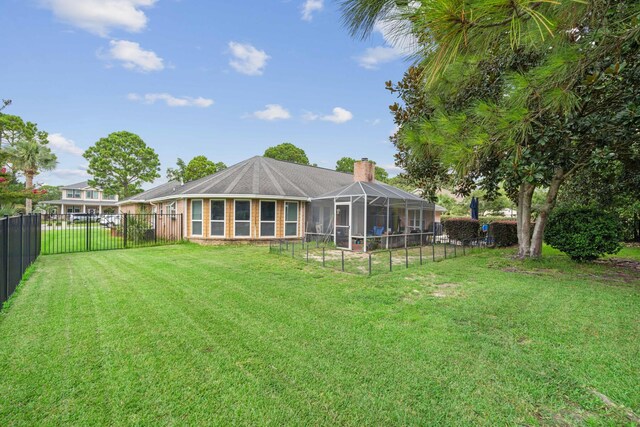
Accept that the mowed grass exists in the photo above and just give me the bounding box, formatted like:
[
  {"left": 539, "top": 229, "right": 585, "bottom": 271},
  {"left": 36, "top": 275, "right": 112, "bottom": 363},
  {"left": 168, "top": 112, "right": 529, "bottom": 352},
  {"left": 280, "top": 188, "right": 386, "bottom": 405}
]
[
  {"left": 0, "top": 244, "right": 638, "bottom": 425},
  {"left": 41, "top": 225, "right": 123, "bottom": 254}
]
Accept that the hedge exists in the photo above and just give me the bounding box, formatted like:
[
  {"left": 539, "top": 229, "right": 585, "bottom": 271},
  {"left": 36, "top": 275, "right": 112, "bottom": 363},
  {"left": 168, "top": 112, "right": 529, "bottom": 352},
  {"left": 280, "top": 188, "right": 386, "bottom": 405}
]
[
  {"left": 489, "top": 221, "right": 518, "bottom": 247},
  {"left": 443, "top": 218, "right": 480, "bottom": 241},
  {"left": 545, "top": 207, "right": 622, "bottom": 261}
]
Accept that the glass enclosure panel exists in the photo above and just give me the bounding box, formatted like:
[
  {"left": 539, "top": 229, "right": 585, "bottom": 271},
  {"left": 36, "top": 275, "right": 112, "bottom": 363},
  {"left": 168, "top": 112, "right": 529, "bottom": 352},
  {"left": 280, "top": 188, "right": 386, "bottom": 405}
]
[
  {"left": 211, "top": 200, "right": 225, "bottom": 221},
  {"left": 351, "top": 197, "right": 365, "bottom": 237},
  {"left": 261, "top": 201, "right": 276, "bottom": 221},
  {"left": 235, "top": 201, "right": 250, "bottom": 221},
  {"left": 335, "top": 204, "right": 350, "bottom": 249},
  {"left": 307, "top": 199, "right": 334, "bottom": 236}
]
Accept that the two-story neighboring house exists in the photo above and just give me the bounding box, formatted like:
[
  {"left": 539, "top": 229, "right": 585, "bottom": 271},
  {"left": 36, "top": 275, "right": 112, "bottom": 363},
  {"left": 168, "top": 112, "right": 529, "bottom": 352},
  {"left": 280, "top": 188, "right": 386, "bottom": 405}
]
[{"left": 41, "top": 181, "right": 119, "bottom": 214}]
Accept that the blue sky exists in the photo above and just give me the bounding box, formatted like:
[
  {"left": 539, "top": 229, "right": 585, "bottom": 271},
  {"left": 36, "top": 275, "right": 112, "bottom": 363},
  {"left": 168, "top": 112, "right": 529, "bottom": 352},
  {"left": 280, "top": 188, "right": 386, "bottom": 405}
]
[{"left": 1, "top": 0, "right": 413, "bottom": 186}]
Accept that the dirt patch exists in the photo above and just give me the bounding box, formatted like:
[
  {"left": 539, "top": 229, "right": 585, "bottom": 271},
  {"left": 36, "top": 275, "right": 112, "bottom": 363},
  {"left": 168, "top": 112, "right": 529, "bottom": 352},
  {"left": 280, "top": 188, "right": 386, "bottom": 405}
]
[{"left": 430, "top": 283, "right": 462, "bottom": 298}]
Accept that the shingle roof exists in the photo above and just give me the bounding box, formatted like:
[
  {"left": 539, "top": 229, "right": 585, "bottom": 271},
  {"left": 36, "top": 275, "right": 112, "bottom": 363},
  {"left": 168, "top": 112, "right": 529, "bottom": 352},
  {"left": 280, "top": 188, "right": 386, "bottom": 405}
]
[
  {"left": 62, "top": 181, "right": 90, "bottom": 189},
  {"left": 121, "top": 156, "right": 355, "bottom": 203},
  {"left": 118, "top": 156, "right": 445, "bottom": 211},
  {"left": 119, "top": 180, "right": 184, "bottom": 203}
]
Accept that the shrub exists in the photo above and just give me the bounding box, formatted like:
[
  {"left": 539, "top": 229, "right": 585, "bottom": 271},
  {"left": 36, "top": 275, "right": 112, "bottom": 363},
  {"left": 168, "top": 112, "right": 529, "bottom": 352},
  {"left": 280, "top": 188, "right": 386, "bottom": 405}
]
[
  {"left": 545, "top": 207, "right": 622, "bottom": 261},
  {"left": 489, "top": 221, "right": 518, "bottom": 247},
  {"left": 443, "top": 218, "right": 480, "bottom": 241}
]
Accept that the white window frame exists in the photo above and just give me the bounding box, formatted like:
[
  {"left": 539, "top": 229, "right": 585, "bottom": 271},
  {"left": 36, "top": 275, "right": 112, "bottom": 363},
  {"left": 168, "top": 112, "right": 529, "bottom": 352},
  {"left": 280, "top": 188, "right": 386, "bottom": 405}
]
[
  {"left": 284, "top": 201, "right": 299, "bottom": 237},
  {"left": 86, "top": 190, "right": 99, "bottom": 200},
  {"left": 210, "top": 199, "right": 226, "bottom": 237},
  {"left": 233, "top": 199, "right": 252, "bottom": 238},
  {"left": 66, "top": 189, "right": 82, "bottom": 199},
  {"left": 168, "top": 201, "right": 177, "bottom": 219},
  {"left": 259, "top": 200, "right": 277, "bottom": 238},
  {"left": 191, "top": 199, "right": 203, "bottom": 237}
]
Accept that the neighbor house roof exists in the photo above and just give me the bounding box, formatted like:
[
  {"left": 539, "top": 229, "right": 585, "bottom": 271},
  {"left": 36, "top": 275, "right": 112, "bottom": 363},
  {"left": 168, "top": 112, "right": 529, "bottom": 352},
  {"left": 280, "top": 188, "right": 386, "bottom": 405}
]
[
  {"left": 120, "top": 156, "right": 355, "bottom": 204},
  {"left": 40, "top": 200, "right": 118, "bottom": 206},
  {"left": 61, "top": 181, "right": 90, "bottom": 190}
]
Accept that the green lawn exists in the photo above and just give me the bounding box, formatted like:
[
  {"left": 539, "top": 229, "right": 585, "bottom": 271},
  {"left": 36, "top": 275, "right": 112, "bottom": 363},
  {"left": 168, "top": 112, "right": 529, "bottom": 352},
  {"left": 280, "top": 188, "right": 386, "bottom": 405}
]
[{"left": 0, "top": 244, "right": 638, "bottom": 425}]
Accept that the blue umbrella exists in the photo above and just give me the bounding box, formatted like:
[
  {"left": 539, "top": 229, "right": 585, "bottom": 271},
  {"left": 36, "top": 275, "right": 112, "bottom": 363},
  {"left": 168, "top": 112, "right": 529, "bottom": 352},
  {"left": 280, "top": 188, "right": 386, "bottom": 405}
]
[{"left": 470, "top": 197, "right": 479, "bottom": 220}]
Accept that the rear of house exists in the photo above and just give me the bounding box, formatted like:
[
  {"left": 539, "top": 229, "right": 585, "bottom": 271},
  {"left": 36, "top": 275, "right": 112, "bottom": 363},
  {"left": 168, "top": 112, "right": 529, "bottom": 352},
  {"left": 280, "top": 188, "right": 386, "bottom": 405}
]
[{"left": 118, "top": 156, "right": 445, "bottom": 250}]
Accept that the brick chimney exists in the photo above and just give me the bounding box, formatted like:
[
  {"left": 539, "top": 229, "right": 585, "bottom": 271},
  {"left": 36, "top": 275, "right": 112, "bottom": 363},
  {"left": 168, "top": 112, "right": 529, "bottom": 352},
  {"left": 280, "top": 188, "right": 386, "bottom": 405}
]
[{"left": 353, "top": 158, "right": 375, "bottom": 182}]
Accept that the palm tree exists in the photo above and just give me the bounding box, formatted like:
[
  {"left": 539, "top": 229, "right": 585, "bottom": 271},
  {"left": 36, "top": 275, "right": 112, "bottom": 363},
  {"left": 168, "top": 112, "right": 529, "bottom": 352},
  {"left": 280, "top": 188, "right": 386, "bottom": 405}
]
[{"left": 7, "top": 138, "right": 57, "bottom": 213}]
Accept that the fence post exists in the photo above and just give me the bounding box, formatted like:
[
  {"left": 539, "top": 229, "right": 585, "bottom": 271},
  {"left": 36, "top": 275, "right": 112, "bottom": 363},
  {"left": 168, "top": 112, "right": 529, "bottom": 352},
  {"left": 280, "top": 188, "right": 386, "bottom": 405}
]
[
  {"left": 86, "top": 213, "right": 90, "bottom": 252},
  {"left": 322, "top": 247, "right": 325, "bottom": 267},
  {"left": 19, "top": 214, "right": 24, "bottom": 274},
  {"left": 368, "top": 253, "right": 372, "bottom": 276},
  {"left": 341, "top": 250, "right": 345, "bottom": 272},
  {"left": 405, "top": 247, "right": 408, "bottom": 268},
  {"left": 389, "top": 250, "right": 392, "bottom": 272},
  {"left": 454, "top": 243, "right": 457, "bottom": 257},
  {"left": 279, "top": 241, "right": 282, "bottom": 254},
  {"left": 463, "top": 241, "right": 466, "bottom": 256},
  {"left": 154, "top": 213, "right": 158, "bottom": 244},
  {"left": 292, "top": 242, "right": 295, "bottom": 258},
  {"left": 432, "top": 242, "right": 435, "bottom": 262},
  {"left": 306, "top": 244, "right": 309, "bottom": 263},
  {"left": 420, "top": 246, "right": 423, "bottom": 265},
  {"left": 180, "top": 213, "right": 184, "bottom": 241},
  {"left": 123, "top": 213, "right": 128, "bottom": 248},
  {"left": 444, "top": 243, "right": 447, "bottom": 259},
  {"left": 2, "top": 216, "right": 8, "bottom": 305}
]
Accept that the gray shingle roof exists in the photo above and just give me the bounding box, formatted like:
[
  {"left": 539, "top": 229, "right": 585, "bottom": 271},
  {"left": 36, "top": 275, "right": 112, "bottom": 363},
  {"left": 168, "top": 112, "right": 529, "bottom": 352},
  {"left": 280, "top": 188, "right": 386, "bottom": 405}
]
[
  {"left": 62, "top": 181, "right": 90, "bottom": 189},
  {"left": 118, "top": 180, "right": 184, "bottom": 203},
  {"left": 118, "top": 156, "right": 444, "bottom": 211},
  {"left": 122, "top": 156, "right": 355, "bottom": 203}
]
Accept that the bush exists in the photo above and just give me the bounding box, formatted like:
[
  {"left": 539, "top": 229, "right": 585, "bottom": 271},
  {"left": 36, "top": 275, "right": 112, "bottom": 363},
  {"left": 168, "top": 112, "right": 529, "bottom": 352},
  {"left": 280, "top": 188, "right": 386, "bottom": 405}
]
[
  {"left": 443, "top": 218, "right": 480, "bottom": 241},
  {"left": 489, "top": 221, "right": 518, "bottom": 247},
  {"left": 545, "top": 207, "right": 622, "bottom": 261}
]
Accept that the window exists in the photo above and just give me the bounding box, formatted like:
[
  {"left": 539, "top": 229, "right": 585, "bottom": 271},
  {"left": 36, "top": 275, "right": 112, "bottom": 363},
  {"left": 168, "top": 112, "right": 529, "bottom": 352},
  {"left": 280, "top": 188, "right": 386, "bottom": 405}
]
[
  {"left": 66, "top": 189, "right": 82, "bottom": 199},
  {"left": 234, "top": 200, "right": 251, "bottom": 237},
  {"left": 168, "top": 201, "right": 177, "bottom": 218},
  {"left": 86, "top": 190, "right": 99, "bottom": 199},
  {"left": 284, "top": 202, "right": 298, "bottom": 237},
  {"left": 66, "top": 207, "right": 80, "bottom": 213},
  {"left": 103, "top": 194, "right": 116, "bottom": 201},
  {"left": 408, "top": 209, "right": 422, "bottom": 230},
  {"left": 191, "top": 200, "right": 203, "bottom": 236},
  {"left": 260, "top": 201, "right": 276, "bottom": 237},
  {"left": 210, "top": 200, "right": 225, "bottom": 237}
]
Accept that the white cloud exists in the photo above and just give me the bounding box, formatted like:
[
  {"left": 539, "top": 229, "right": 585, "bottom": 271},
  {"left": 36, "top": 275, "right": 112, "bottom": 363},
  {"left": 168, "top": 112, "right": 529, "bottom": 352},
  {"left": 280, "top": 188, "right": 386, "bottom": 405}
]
[
  {"left": 103, "top": 40, "right": 164, "bottom": 72},
  {"left": 356, "top": 46, "right": 404, "bottom": 70},
  {"left": 380, "top": 163, "right": 404, "bottom": 176},
  {"left": 228, "top": 42, "right": 270, "bottom": 76},
  {"left": 301, "top": 0, "right": 323, "bottom": 21},
  {"left": 355, "top": 10, "right": 419, "bottom": 69},
  {"left": 127, "top": 93, "right": 214, "bottom": 107},
  {"left": 47, "top": 133, "right": 84, "bottom": 156},
  {"left": 251, "top": 104, "right": 291, "bottom": 121},
  {"left": 304, "top": 107, "right": 353, "bottom": 124},
  {"left": 41, "top": 0, "right": 156, "bottom": 37}
]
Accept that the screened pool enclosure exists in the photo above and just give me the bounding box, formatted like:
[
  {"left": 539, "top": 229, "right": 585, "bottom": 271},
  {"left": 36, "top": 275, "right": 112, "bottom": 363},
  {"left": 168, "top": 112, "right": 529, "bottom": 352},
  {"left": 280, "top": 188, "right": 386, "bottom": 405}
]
[{"left": 306, "top": 181, "right": 446, "bottom": 252}]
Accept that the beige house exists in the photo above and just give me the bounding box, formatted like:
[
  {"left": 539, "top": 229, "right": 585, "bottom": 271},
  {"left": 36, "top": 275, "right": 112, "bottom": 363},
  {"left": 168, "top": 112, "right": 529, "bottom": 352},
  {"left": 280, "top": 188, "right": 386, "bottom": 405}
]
[
  {"left": 118, "top": 156, "right": 445, "bottom": 251},
  {"left": 41, "top": 181, "right": 118, "bottom": 214}
]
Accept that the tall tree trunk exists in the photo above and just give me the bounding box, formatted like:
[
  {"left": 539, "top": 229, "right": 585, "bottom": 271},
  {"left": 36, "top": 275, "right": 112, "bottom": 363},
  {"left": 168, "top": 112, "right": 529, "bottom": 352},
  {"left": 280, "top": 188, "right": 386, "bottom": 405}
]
[
  {"left": 516, "top": 182, "right": 535, "bottom": 258},
  {"left": 25, "top": 172, "right": 33, "bottom": 214},
  {"left": 529, "top": 168, "right": 565, "bottom": 258}
]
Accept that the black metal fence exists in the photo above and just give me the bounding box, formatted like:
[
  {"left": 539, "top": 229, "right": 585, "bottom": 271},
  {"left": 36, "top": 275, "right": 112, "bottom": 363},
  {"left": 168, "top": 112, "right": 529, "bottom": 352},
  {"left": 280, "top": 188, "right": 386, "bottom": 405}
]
[
  {"left": 1, "top": 214, "right": 41, "bottom": 307},
  {"left": 270, "top": 237, "right": 487, "bottom": 276},
  {"left": 41, "top": 213, "right": 183, "bottom": 255}
]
